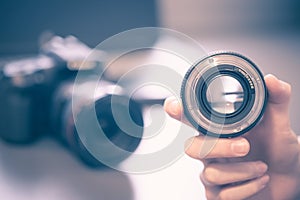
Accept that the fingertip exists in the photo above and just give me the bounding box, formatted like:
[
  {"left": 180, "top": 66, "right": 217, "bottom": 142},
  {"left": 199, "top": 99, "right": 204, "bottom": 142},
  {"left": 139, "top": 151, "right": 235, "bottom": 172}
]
[
  {"left": 184, "top": 136, "right": 193, "bottom": 152},
  {"left": 264, "top": 74, "right": 281, "bottom": 91},
  {"left": 264, "top": 74, "right": 291, "bottom": 104},
  {"left": 184, "top": 136, "right": 251, "bottom": 160},
  {"left": 280, "top": 80, "right": 292, "bottom": 96},
  {"left": 164, "top": 96, "right": 183, "bottom": 119},
  {"left": 259, "top": 174, "right": 270, "bottom": 188},
  {"left": 266, "top": 74, "right": 292, "bottom": 91},
  {"left": 230, "top": 137, "right": 250, "bottom": 156}
]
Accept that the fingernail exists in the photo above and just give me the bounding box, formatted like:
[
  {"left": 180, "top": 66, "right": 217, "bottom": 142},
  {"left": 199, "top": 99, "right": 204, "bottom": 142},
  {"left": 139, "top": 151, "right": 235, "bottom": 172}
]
[
  {"left": 265, "top": 74, "right": 278, "bottom": 80},
  {"left": 231, "top": 139, "right": 249, "bottom": 156},
  {"left": 266, "top": 74, "right": 285, "bottom": 90},
  {"left": 169, "top": 98, "right": 180, "bottom": 116}
]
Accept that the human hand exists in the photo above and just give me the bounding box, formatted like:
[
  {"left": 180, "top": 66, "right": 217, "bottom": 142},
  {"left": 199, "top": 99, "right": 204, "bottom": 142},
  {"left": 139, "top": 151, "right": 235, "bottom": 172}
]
[{"left": 164, "top": 74, "right": 300, "bottom": 200}]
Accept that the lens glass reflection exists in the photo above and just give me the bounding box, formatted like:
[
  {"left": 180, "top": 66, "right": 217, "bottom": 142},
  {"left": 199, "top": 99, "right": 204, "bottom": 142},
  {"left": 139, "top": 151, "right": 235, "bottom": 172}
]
[{"left": 206, "top": 76, "right": 244, "bottom": 114}]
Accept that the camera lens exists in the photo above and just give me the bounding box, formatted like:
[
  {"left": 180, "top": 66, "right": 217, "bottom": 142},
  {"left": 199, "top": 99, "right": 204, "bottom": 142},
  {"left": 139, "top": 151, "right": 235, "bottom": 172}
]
[
  {"left": 94, "top": 95, "right": 143, "bottom": 153},
  {"left": 181, "top": 52, "right": 267, "bottom": 138},
  {"left": 51, "top": 81, "right": 144, "bottom": 167}
]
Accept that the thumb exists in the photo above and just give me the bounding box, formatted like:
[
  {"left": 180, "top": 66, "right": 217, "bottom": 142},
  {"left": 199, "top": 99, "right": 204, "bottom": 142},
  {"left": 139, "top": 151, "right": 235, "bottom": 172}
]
[
  {"left": 265, "top": 74, "right": 291, "bottom": 106},
  {"left": 262, "top": 74, "right": 292, "bottom": 129}
]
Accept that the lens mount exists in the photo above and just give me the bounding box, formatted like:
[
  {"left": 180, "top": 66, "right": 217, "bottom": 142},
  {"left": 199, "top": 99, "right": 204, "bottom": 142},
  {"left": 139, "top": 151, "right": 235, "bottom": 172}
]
[{"left": 181, "top": 52, "right": 268, "bottom": 138}]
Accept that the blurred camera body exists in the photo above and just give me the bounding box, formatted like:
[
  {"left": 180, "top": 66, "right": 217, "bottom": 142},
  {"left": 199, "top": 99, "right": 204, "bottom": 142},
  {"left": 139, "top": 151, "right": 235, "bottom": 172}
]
[
  {"left": 0, "top": 36, "right": 144, "bottom": 167},
  {"left": 0, "top": 55, "right": 63, "bottom": 142}
]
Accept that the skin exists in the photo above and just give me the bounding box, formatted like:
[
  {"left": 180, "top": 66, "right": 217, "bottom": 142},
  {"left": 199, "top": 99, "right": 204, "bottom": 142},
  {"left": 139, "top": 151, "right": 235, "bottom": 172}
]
[{"left": 164, "top": 74, "right": 300, "bottom": 200}]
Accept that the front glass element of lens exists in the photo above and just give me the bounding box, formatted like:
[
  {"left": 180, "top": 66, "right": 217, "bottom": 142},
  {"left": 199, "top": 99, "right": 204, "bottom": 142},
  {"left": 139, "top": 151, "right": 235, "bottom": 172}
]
[
  {"left": 206, "top": 75, "right": 244, "bottom": 115},
  {"left": 181, "top": 52, "right": 268, "bottom": 137}
]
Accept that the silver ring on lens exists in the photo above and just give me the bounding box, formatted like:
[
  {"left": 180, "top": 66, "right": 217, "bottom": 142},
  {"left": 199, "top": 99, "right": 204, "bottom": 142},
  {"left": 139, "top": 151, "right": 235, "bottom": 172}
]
[{"left": 181, "top": 51, "right": 268, "bottom": 138}]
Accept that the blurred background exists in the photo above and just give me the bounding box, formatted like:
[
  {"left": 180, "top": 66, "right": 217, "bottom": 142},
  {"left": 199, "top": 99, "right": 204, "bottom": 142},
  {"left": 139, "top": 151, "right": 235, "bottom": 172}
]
[{"left": 0, "top": 0, "right": 299, "bottom": 200}]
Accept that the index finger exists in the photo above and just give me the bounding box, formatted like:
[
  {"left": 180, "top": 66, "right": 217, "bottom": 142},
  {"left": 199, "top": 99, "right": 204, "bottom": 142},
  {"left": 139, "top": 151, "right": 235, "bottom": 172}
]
[
  {"left": 164, "top": 96, "right": 190, "bottom": 125},
  {"left": 164, "top": 97, "right": 250, "bottom": 159},
  {"left": 185, "top": 136, "right": 250, "bottom": 159}
]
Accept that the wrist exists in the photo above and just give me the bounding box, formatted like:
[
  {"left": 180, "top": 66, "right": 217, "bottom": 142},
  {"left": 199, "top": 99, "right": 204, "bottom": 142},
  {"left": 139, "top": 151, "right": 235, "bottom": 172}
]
[
  {"left": 290, "top": 175, "right": 300, "bottom": 200},
  {"left": 290, "top": 136, "right": 300, "bottom": 199},
  {"left": 295, "top": 136, "right": 300, "bottom": 199},
  {"left": 274, "top": 136, "right": 300, "bottom": 199}
]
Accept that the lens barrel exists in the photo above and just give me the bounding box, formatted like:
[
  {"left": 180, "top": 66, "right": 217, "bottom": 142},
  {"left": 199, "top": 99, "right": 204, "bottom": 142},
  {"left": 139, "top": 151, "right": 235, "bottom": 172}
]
[
  {"left": 51, "top": 80, "right": 144, "bottom": 167},
  {"left": 181, "top": 52, "right": 267, "bottom": 138}
]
